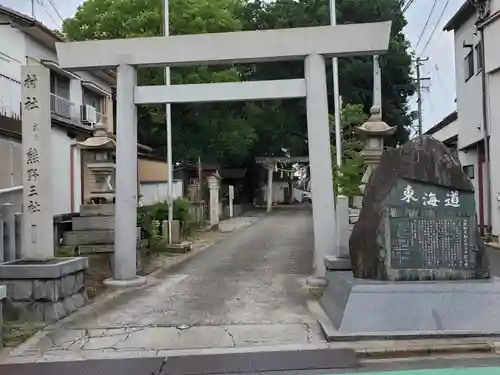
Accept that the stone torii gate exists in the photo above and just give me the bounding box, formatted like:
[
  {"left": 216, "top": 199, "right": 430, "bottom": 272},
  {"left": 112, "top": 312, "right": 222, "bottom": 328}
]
[
  {"left": 255, "top": 156, "right": 310, "bottom": 212},
  {"left": 55, "top": 22, "right": 391, "bottom": 286}
]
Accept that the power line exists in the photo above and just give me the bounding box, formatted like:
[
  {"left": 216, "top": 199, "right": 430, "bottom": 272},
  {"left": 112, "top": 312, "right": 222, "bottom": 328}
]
[
  {"left": 432, "top": 63, "right": 452, "bottom": 98},
  {"left": 414, "top": 0, "right": 438, "bottom": 51},
  {"left": 35, "top": 0, "right": 59, "bottom": 27},
  {"left": 402, "top": 0, "right": 415, "bottom": 12},
  {"left": 419, "top": 0, "right": 451, "bottom": 56},
  {"left": 46, "top": 0, "right": 64, "bottom": 22}
]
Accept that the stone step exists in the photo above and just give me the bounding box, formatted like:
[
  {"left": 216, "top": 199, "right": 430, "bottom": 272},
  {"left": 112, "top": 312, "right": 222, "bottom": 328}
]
[
  {"left": 63, "top": 230, "right": 114, "bottom": 246},
  {"left": 59, "top": 239, "right": 148, "bottom": 255},
  {"left": 79, "top": 204, "right": 114, "bottom": 217},
  {"left": 72, "top": 216, "right": 114, "bottom": 231}
]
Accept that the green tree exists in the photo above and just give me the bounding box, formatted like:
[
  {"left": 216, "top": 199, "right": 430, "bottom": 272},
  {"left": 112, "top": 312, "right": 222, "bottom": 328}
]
[
  {"left": 330, "top": 104, "right": 367, "bottom": 197},
  {"left": 238, "top": 0, "right": 415, "bottom": 147},
  {"left": 62, "top": 0, "right": 415, "bottom": 168},
  {"left": 63, "top": 0, "right": 258, "bottom": 166}
]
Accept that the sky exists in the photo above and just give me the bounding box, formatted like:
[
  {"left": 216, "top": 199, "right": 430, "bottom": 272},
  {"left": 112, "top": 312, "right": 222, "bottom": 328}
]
[{"left": 1, "top": 0, "right": 466, "bottom": 133}]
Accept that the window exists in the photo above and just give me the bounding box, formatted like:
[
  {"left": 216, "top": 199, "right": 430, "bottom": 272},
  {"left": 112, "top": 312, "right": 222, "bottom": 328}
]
[
  {"left": 50, "top": 72, "right": 70, "bottom": 99},
  {"left": 464, "top": 51, "right": 474, "bottom": 81},
  {"left": 463, "top": 165, "right": 475, "bottom": 179},
  {"left": 475, "top": 42, "right": 483, "bottom": 72},
  {"left": 83, "top": 88, "right": 103, "bottom": 113}
]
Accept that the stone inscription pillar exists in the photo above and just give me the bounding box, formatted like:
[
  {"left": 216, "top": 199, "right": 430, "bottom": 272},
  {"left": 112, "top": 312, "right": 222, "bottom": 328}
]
[{"left": 21, "top": 65, "right": 54, "bottom": 260}]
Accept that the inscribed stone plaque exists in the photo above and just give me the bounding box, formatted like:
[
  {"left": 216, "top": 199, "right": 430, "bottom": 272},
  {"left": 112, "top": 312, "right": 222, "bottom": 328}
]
[
  {"left": 385, "top": 180, "right": 476, "bottom": 274},
  {"left": 21, "top": 65, "right": 54, "bottom": 259},
  {"left": 349, "top": 136, "right": 489, "bottom": 281}
]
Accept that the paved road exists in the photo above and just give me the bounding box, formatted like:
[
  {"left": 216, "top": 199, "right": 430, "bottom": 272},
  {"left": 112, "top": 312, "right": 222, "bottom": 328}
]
[
  {"left": 7, "top": 207, "right": 321, "bottom": 362},
  {"left": 71, "top": 205, "right": 315, "bottom": 328}
]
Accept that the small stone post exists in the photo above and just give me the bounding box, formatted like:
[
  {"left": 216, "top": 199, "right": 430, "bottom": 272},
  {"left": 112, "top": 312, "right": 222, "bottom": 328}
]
[
  {"left": 356, "top": 106, "right": 396, "bottom": 195},
  {"left": 266, "top": 165, "right": 274, "bottom": 213},
  {"left": 208, "top": 175, "right": 220, "bottom": 228},
  {"left": 229, "top": 185, "right": 234, "bottom": 218}
]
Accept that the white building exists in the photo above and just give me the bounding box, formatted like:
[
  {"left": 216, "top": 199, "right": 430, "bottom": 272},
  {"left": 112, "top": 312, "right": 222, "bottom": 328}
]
[
  {"left": 0, "top": 5, "right": 115, "bottom": 215},
  {"left": 429, "top": 0, "right": 500, "bottom": 241}
]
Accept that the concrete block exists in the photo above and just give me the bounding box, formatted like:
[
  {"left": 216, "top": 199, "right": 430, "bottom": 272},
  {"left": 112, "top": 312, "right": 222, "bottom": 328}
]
[
  {"left": 72, "top": 216, "right": 114, "bottom": 231},
  {"left": 72, "top": 292, "right": 86, "bottom": 309},
  {"left": 10, "top": 280, "right": 33, "bottom": 301},
  {"left": 80, "top": 204, "right": 115, "bottom": 217},
  {"left": 320, "top": 271, "right": 500, "bottom": 339},
  {"left": 61, "top": 274, "right": 76, "bottom": 297},
  {"left": 63, "top": 230, "right": 114, "bottom": 246},
  {"left": 63, "top": 294, "right": 77, "bottom": 314},
  {"left": 33, "top": 279, "right": 59, "bottom": 302},
  {"left": 0, "top": 257, "right": 88, "bottom": 279},
  {"left": 74, "top": 271, "right": 85, "bottom": 293},
  {"left": 44, "top": 301, "right": 67, "bottom": 322}
]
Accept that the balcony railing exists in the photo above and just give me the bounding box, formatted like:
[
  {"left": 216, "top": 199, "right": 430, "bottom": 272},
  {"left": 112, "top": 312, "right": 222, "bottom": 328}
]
[
  {"left": 0, "top": 74, "right": 21, "bottom": 120},
  {"left": 50, "top": 93, "right": 75, "bottom": 119}
]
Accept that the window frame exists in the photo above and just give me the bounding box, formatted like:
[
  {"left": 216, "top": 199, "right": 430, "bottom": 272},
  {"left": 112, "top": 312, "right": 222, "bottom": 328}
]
[
  {"left": 464, "top": 50, "right": 474, "bottom": 81},
  {"left": 463, "top": 165, "right": 475, "bottom": 179},
  {"left": 475, "top": 42, "right": 483, "bottom": 74}
]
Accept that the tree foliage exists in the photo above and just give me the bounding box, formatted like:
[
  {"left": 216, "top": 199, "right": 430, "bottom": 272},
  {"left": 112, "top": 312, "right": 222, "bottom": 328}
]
[
  {"left": 62, "top": 0, "right": 415, "bottom": 166},
  {"left": 330, "top": 104, "right": 367, "bottom": 197}
]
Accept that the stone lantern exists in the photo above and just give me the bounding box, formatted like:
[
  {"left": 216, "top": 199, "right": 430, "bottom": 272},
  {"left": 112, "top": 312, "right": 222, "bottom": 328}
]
[
  {"left": 356, "top": 106, "right": 396, "bottom": 195},
  {"left": 77, "top": 122, "right": 116, "bottom": 204}
]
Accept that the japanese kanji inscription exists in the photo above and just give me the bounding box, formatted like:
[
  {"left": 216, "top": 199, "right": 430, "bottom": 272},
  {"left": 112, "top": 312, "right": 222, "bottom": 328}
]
[{"left": 21, "top": 65, "right": 53, "bottom": 259}]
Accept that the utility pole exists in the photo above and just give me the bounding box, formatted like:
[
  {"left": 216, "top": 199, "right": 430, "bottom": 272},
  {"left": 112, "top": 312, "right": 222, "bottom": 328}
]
[
  {"left": 164, "top": 0, "right": 173, "bottom": 244},
  {"left": 414, "top": 57, "right": 430, "bottom": 136},
  {"left": 31, "top": 0, "right": 35, "bottom": 18},
  {"left": 329, "top": 0, "right": 342, "bottom": 169}
]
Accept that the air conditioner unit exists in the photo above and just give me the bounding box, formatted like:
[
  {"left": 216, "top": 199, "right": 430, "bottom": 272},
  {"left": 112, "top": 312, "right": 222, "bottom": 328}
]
[{"left": 81, "top": 104, "right": 97, "bottom": 125}]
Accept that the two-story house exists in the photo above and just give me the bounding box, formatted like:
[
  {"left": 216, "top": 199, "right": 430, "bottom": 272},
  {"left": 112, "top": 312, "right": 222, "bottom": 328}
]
[
  {"left": 0, "top": 6, "right": 175, "bottom": 217},
  {"left": 427, "top": 0, "right": 500, "bottom": 241},
  {"left": 0, "top": 4, "right": 117, "bottom": 216}
]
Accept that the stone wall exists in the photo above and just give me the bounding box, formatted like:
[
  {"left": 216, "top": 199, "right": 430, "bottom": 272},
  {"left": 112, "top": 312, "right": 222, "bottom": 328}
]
[{"left": 2, "top": 269, "right": 86, "bottom": 322}]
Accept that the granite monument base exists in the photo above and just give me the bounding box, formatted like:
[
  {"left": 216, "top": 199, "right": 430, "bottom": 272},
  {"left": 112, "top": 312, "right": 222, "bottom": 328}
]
[
  {"left": 0, "top": 257, "right": 88, "bottom": 323},
  {"left": 320, "top": 270, "right": 500, "bottom": 340}
]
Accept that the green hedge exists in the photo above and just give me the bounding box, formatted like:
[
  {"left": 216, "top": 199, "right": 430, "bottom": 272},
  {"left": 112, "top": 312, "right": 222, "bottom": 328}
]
[{"left": 137, "top": 198, "right": 194, "bottom": 242}]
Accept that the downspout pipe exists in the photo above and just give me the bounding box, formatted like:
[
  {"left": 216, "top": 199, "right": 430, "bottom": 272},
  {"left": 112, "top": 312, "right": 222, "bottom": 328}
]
[{"left": 476, "top": 13, "right": 492, "bottom": 239}]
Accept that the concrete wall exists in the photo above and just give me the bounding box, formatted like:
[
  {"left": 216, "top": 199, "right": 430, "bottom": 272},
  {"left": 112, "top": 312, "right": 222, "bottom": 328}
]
[
  {"left": 0, "top": 135, "right": 22, "bottom": 189},
  {"left": 0, "top": 24, "right": 26, "bottom": 81},
  {"left": 430, "top": 118, "right": 459, "bottom": 142},
  {"left": 262, "top": 181, "right": 290, "bottom": 204},
  {"left": 139, "top": 180, "right": 183, "bottom": 206},
  {"left": 0, "top": 25, "right": 25, "bottom": 119},
  {"left": 138, "top": 158, "right": 168, "bottom": 183},
  {"left": 486, "top": 70, "right": 500, "bottom": 235},
  {"left": 50, "top": 128, "right": 82, "bottom": 215},
  {"left": 453, "top": 15, "right": 484, "bottom": 149}
]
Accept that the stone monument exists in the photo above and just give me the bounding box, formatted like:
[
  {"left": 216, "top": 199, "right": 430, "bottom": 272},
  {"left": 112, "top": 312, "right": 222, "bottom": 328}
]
[
  {"left": 0, "top": 66, "right": 88, "bottom": 323},
  {"left": 320, "top": 136, "right": 500, "bottom": 339}
]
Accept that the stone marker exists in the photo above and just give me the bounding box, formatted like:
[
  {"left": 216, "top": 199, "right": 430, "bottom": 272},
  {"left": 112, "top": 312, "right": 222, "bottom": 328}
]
[
  {"left": 319, "top": 136, "right": 499, "bottom": 338},
  {"left": 349, "top": 135, "right": 489, "bottom": 281}
]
